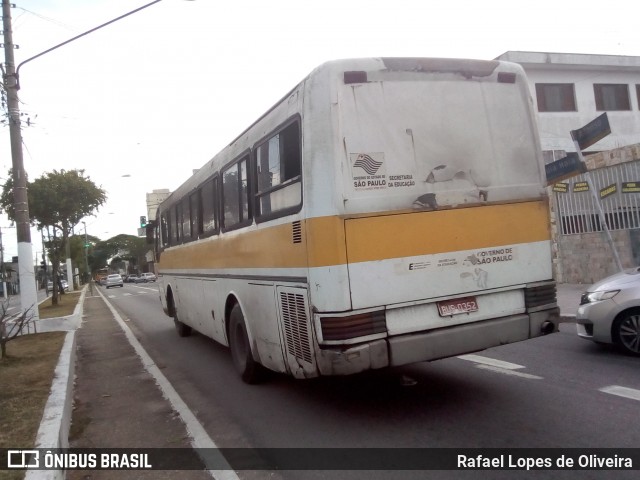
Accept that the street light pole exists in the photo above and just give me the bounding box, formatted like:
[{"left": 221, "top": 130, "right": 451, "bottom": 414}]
[{"left": 2, "top": 0, "right": 38, "bottom": 319}]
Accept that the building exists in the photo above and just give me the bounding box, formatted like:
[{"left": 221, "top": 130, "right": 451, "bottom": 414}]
[
  {"left": 146, "top": 189, "right": 171, "bottom": 223},
  {"left": 496, "top": 52, "right": 640, "bottom": 283}
]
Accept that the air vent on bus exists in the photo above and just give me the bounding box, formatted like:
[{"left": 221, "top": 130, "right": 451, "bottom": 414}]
[
  {"left": 524, "top": 282, "right": 557, "bottom": 310},
  {"left": 292, "top": 221, "right": 302, "bottom": 244},
  {"left": 280, "top": 291, "right": 312, "bottom": 364}
]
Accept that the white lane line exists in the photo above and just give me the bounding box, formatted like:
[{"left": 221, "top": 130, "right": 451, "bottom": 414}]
[
  {"left": 457, "top": 354, "right": 526, "bottom": 370},
  {"left": 457, "top": 354, "right": 543, "bottom": 379},
  {"left": 600, "top": 385, "right": 640, "bottom": 402},
  {"left": 96, "top": 288, "right": 240, "bottom": 480},
  {"left": 475, "top": 364, "right": 543, "bottom": 380}
]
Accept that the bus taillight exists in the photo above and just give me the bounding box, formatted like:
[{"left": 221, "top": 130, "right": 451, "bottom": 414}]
[{"left": 320, "top": 311, "right": 387, "bottom": 341}]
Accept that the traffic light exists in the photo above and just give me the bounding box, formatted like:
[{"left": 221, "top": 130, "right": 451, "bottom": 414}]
[
  {"left": 40, "top": 261, "right": 47, "bottom": 271},
  {"left": 140, "top": 216, "right": 147, "bottom": 228}
]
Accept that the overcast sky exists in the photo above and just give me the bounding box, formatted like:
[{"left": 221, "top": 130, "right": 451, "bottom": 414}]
[{"left": 0, "top": 0, "right": 637, "bottom": 260}]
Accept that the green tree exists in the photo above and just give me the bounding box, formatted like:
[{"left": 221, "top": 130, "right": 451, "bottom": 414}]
[
  {"left": 70, "top": 233, "right": 101, "bottom": 283},
  {"left": 93, "top": 234, "right": 147, "bottom": 275},
  {"left": 0, "top": 169, "right": 106, "bottom": 305}
]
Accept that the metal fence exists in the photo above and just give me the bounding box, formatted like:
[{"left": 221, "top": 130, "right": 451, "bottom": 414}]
[{"left": 553, "top": 159, "right": 640, "bottom": 235}]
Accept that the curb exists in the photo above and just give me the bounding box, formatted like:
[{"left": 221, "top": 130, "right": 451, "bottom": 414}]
[
  {"left": 559, "top": 314, "right": 576, "bottom": 323},
  {"left": 24, "top": 286, "right": 87, "bottom": 480}
]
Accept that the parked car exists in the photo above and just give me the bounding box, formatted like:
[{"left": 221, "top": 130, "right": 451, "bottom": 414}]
[
  {"left": 576, "top": 267, "right": 640, "bottom": 355},
  {"left": 125, "top": 274, "right": 138, "bottom": 283},
  {"left": 140, "top": 272, "right": 157, "bottom": 282},
  {"left": 105, "top": 274, "right": 124, "bottom": 289}
]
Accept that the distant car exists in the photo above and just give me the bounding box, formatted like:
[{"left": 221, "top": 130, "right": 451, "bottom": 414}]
[
  {"left": 577, "top": 268, "right": 640, "bottom": 355},
  {"left": 105, "top": 274, "right": 124, "bottom": 289},
  {"left": 140, "top": 272, "right": 157, "bottom": 282},
  {"left": 46, "top": 279, "right": 69, "bottom": 294},
  {"left": 125, "top": 274, "right": 138, "bottom": 283}
]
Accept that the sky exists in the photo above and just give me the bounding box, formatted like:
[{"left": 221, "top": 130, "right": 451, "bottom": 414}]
[{"left": 0, "top": 0, "right": 637, "bottom": 260}]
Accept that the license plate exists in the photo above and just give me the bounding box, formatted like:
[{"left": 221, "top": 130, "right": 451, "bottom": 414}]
[{"left": 437, "top": 296, "right": 478, "bottom": 317}]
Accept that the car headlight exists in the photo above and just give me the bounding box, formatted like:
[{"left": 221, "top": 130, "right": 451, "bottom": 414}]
[{"left": 584, "top": 290, "right": 620, "bottom": 303}]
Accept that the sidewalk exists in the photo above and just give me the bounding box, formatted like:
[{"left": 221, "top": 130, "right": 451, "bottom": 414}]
[
  {"left": 66, "top": 289, "right": 211, "bottom": 479},
  {"left": 27, "top": 283, "right": 586, "bottom": 479}
]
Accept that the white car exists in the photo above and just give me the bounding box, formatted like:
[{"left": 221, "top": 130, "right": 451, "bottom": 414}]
[
  {"left": 46, "top": 279, "right": 69, "bottom": 294},
  {"left": 105, "top": 274, "right": 124, "bottom": 289},
  {"left": 576, "top": 268, "right": 640, "bottom": 355},
  {"left": 140, "top": 272, "right": 157, "bottom": 282}
]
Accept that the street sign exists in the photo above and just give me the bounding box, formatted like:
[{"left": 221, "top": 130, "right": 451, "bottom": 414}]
[
  {"left": 545, "top": 152, "right": 587, "bottom": 185},
  {"left": 570, "top": 113, "right": 611, "bottom": 150}
]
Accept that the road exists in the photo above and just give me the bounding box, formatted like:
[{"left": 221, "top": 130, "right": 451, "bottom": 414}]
[{"left": 101, "top": 283, "right": 640, "bottom": 480}]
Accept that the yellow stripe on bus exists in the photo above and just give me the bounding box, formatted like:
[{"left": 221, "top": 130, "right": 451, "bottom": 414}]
[
  {"left": 342, "top": 201, "right": 550, "bottom": 265},
  {"left": 159, "top": 201, "right": 550, "bottom": 270}
]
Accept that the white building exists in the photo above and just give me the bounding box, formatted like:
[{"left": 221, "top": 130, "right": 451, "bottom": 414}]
[
  {"left": 496, "top": 51, "right": 640, "bottom": 161},
  {"left": 146, "top": 188, "right": 171, "bottom": 222},
  {"left": 496, "top": 51, "right": 640, "bottom": 282}
]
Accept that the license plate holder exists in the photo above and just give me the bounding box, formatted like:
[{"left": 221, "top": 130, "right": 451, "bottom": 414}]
[{"left": 437, "top": 296, "right": 479, "bottom": 317}]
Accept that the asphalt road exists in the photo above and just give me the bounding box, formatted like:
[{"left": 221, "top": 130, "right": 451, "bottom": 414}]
[{"left": 102, "top": 283, "right": 640, "bottom": 480}]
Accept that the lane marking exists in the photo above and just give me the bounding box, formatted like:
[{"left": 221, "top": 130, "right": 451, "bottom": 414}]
[
  {"left": 600, "top": 385, "right": 640, "bottom": 402},
  {"left": 457, "top": 354, "right": 525, "bottom": 370},
  {"left": 457, "top": 354, "right": 543, "bottom": 379},
  {"left": 96, "top": 288, "right": 240, "bottom": 480},
  {"left": 475, "top": 364, "right": 543, "bottom": 380}
]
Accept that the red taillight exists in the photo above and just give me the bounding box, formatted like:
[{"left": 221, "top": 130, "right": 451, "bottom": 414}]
[{"left": 320, "top": 311, "right": 386, "bottom": 341}]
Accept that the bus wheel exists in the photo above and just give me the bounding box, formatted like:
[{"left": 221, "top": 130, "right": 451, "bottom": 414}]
[
  {"left": 174, "top": 311, "right": 192, "bottom": 337},
  {"left": 229, "top": 304, "right": 262, "bottom": 384}
]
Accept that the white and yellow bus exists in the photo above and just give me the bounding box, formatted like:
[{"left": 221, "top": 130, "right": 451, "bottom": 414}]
[{"left": 153, "top": 57, "right": 559, "bottom": 383}]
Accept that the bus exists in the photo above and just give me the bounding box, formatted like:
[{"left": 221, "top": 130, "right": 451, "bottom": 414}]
[{"left": 152, "top": 57, "right": 559, "bottom": 383}]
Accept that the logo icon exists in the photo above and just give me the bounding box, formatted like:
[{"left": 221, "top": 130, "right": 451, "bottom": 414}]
[
  {"left": 353, "top": 154, "right": 383, "bottom": 175},
  {"left": 8, "top": 450, "right": 39, "bottom": 469}
]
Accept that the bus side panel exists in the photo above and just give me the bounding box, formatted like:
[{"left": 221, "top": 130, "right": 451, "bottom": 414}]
[
  {"left": 235, "top": 282, "right": 289, "bottom": 375},
  {"left": 174, "top": 277, "right": 210, "bottom": 334}
]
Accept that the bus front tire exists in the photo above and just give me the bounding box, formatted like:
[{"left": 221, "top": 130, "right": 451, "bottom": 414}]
[{"left": 229, "top": 304, "right": 262, "bottom": 384}]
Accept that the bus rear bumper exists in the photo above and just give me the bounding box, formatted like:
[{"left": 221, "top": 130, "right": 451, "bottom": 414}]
[
  {"left": 389, "top": 313, "right": 531, "bottom": 366},
  {"left": 315, "top": 309, "right": 559, "bottom": 375},
  {"left": 316, "top": 339, "right": 389, "bottom": 376}
]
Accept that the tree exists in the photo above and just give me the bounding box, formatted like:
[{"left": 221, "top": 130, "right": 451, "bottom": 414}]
[
  {"left": 70, "top": 233, "right": 101, "bottom": 283},
  {"left": 0, "top": 302, "right": 34, "bottom": 359},
  {"left": 0, "top": 169, "right": 106, "bottom": 305},
  {"left": 89, "top": 234, "right": 147, "bottom": 275}
]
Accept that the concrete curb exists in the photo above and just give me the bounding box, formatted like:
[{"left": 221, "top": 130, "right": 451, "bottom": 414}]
[{"left": 24, "top": 286, "right": 87, "bottom": 480}]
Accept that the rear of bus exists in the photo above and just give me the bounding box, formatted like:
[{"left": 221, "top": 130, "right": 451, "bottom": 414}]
[{"left": 297, "top": 58, "right": 559, "bottom": 376}]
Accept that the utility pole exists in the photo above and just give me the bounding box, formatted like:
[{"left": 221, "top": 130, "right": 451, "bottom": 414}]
[{"left": 2, "top": 0, "right": 38, "bottom": 319}]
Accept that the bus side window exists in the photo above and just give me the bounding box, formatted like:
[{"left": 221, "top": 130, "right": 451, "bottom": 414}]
[
  {"left": 190, "top": 189, "right": 203, "bottom": 239},
  {"left": 255, "top": 120, "right": 302, "bottom": 220},
  {"left": 201, "top": 177, "right": 219, "bottom": 235},
  {"left": 161, "top": 212, "right": 170, "bottom": 248},
  {"left": 222, "top": 155, "right": 250, "bottom": 230},
  {"left": 181, "top": 197, "right": 191, "bottom": 243},
  {"left": 175, "top": 203, "right": 183, "bottom": 244}
]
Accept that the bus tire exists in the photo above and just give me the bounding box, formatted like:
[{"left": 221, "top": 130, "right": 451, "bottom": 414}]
[
  {"left": 174, "top": 311, "right": 192, "bottom": 337},
  {"left": 229, "top": 304, "right": 262, "bottom": 384}
]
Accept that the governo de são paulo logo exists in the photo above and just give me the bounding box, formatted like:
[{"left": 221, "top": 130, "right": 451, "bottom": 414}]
[{"left": 353, "top": 153, "right": 383, "bottom": 175}]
